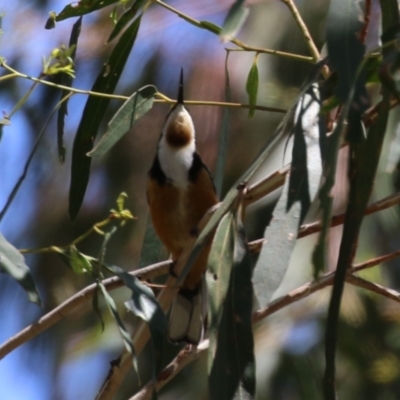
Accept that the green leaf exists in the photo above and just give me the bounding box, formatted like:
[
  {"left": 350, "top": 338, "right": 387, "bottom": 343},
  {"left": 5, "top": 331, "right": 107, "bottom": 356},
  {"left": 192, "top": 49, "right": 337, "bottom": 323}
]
[
  {"left": 207, "top": 211, "right": 235, "bottom": 367},
  {"left": 69, "top": 16, "right": 142, "bottom": 221},
  {"left": 108, "top": 0, "right": 147, "bottom": 43},
  {"left": 0, "top": 234, "right": 41, "bottom": 305},
  {"left": 287, "top": 84, "right": 322, "bottom": 224},
  {"left": 209, "top": 210, "right": 255, "bottom": 400},
  {"left": 87, "top": 85, "right": 156, "bottom": 158},
  {"left": 56, "top": 245, "right": 94, "bottom": 274},
  {"left": 199, "top": 20, "right": 222, "bottom": 35},
  {"left": 245, "top": 56, "right": 259, "bottom": 118},
  {"left": 326, "top": 0, "right": 365, "bottom": 102},
  {"left": 53, "top": 0, "right": 119, "bottom": 22},
  {"left": 322, "top": 2, "right": 395, "bottom": 397},
  {"left": 220, "top": 0, "right": 249, "bottom": 42},
  {"left": 253, "top": 84, "right": 322, "bottom": 307},
  {"left": 107, "top": 264, "right": 167, "bottom": 376},
  {"left": 98, "top": 281, "right": 140, "bottom": 378},
  {"left": 57, "top": 16, "right": 82, "bottom": 164},
  {"left": 214, "top": 51, "right": 231, "bottom": 198}
]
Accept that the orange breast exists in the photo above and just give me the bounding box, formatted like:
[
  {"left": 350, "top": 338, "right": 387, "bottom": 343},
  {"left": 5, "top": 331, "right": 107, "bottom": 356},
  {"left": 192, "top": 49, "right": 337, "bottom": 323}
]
[{"left": 147, "top": 167, "right": 218, "bottom": 290}]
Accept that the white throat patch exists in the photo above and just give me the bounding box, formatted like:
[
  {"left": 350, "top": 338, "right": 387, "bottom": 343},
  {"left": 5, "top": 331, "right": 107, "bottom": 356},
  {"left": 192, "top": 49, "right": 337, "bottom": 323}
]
[{"left": 158, "top": 105, "right": 196, "bottom": 188}]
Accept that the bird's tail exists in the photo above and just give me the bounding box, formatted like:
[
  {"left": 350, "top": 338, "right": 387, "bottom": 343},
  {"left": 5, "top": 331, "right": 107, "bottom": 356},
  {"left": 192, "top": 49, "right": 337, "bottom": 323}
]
[{"left": 168, "top": 278, "right": 207, "bottom": 344}]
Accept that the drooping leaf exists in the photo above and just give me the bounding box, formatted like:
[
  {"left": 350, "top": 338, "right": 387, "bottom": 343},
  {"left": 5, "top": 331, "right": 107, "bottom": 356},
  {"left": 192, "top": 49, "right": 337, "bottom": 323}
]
[
  {"left": 207, "top": 211, "right": 235, "bottom": 371},
  {"left": 214, "top": 50, "right": 231, "bottom": 198},
  {"left": 51, "top": 0, "right": 119, "bottom": 23},
  {"left": 108, "top": 0, "right": 148, "bottom": 43},
  {"left": 98, "top": 281, "right": 139, "bottom": 377},
  {"left": 253, "top": 84, "right": 322, "bottom": 307},
  {"left": 69, "top": 16, "right": 142, "bottom": 221},
  {"left": 220, "top": 0, "right": 249, "bottom": 42},
  {"left": 287, "top": 84, "right": 322, "bottom": 224},
  {"left": 327, "top": 0, "right": 368, "bottom": 143},
  {"left": 209, "top": 207, "right": 255, "bottom": 400},
  {"left": 326, "top": 0, "right": 365, "bottom": 102},
  {"left": 57, "top": 16, "right": 82, "bottom": 164},
  {"left": 245, "top": 55, "right": 259, "bottom": 118},
  {"left": 322, "top": 2, "right": 395, "bottom": 398},
  {"left": 313, "top": 0, "right": 367, "bottom": 278},
  {"left": 0, "top": 234, "right": 41, "bottom": 305},
  {"left": 87, "top": 85, "right": 156, "bottom": 158},
  {"left": 107, "top": 264, "right": 167, "bottom": 376}
]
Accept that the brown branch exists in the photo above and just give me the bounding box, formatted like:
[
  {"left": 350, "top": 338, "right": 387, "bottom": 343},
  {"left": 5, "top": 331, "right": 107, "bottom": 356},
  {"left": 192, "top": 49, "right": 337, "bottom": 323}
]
[
  {"left": 129, "top": 340, "right": 209, "bottom": 400},
  {"left": 298, "top": 192, "right": 400, "bottom": 238},
  {"left": 0, "top": 261, "right": 171, "bottom": 360},
  {"left": 346, "top": 275, "right": 400, "bottom": 303}
]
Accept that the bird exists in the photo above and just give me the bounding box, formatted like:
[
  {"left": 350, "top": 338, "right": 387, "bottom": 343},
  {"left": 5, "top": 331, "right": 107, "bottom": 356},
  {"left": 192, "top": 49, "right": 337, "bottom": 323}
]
[{"left": 147, "top": 70, "right": 218, "bottom": 344}]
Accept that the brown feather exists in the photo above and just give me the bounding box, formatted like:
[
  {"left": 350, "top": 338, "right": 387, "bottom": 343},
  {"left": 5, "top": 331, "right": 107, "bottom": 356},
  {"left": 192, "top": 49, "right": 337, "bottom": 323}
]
[{"left": 147, "top": 166, "right": 218, "bottom": 290}]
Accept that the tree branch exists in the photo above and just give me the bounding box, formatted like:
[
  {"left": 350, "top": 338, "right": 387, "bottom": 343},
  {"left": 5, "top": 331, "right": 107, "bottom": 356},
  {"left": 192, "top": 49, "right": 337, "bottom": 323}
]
[{"left": 0, "top": 261, "right": 171, "bottom": 360}]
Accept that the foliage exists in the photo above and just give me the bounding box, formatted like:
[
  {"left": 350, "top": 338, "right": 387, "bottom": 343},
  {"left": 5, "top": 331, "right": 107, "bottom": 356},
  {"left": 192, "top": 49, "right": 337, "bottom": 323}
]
[{"left": 2, "top": 1, "right": 400, "bottom": 400}]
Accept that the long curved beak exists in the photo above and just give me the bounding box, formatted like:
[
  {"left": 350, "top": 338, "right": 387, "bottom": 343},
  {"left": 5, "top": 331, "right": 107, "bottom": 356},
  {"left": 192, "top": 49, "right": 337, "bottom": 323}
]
[{"left": 177, "top": 68, "right": 184, "bottom": 104}]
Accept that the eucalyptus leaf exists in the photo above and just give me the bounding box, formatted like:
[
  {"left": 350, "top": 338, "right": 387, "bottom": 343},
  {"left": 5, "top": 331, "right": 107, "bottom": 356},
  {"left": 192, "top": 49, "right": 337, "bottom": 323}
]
[
  {"left": 0, "top": 234, "right": 41, "bottom": 305},
  {"left": 57, "top": 16, "right": 82, "bottom": 164},
  {"left": 98, "top": 281, "right": 139, "bottom": 377},
  {"left": 69, "top": 16, "right": 142, "bottom": 221},
  {"left": 245, "top": 56, "right": 259, "bottom": 118},
  {"left": 52, "top": 0, "right": 119, "bottom": 22},
  {"left": 107, "top": 264, "right": 167, "bottom": 377},
  {"left": 220, "top": 0, "right": 249, "bottom": 42},
  {"left": 209, "top": 210, "right": 255, "bottom": 400},
  {"left": 253, "top": 83, "right": 322, "bottom": 307},
  {"left": 88, "top": 85, "right": 156, "bottom": 158},
  {"left": 108, "top": 0, "right": 148, "bottom": 43}
]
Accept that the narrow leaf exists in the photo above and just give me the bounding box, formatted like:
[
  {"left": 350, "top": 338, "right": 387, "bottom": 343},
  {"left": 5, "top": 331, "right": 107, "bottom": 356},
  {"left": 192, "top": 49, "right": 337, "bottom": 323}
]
[
  {"left": 52, "top": 0, "right": 119, "bottom": 23},
  {"left": 253, "top": 84, "right": 322, "bottom": 307},
  {"left": 108, "top": 0, "right": 147, "bottom": 43},
  {"left": 207, "top": 211, "right": 235, "bottom": 373},
  {"left": 220, "top": 0, "right": 249, "bottom": 42},
  {"left": 57, "top": 16, "right": 82, "bottom": 164},
  {"left": 98, "top": 281, "right": 139, "bottom": 377},
  {"left": 88, "top": 85, "right": 156, "bottom": 158},
  {"left": 209, "top": 207, "right": 255, "bottom": 400},
  {"left": 245, "top": 55, "right": 259, "bottom": 118},
  {"left": 107, "top": 264, "right": 167, "bottom": 376},
  {"left": 323, "top": 1, "right": 391, "bottom": 398},
  {"left": 69, "top": 16, "right": 142, "bottom": 221},
  {"left": 214, "top": 50, "right": 231, "bottom": 197},
  {"left": 0, "top": 234, "right": 41, "bottom": 305}
]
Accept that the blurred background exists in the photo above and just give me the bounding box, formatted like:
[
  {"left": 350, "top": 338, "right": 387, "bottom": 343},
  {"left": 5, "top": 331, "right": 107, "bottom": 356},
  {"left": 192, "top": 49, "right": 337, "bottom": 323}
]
[{"left": 2, "top": 0, "right": 400, "bottom": 399}]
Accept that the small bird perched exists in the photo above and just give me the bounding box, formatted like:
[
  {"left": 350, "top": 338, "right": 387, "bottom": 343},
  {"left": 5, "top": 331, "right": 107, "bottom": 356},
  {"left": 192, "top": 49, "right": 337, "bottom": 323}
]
[{"left": 147, "top": 70, "right": 218, "bottom": 344}]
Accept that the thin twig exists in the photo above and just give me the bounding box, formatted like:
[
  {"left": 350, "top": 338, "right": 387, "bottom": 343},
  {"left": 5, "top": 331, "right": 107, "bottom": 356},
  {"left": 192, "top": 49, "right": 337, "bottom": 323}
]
[
  {"left": 1, "top": 61, "right": 285, "bottom": 114},
  {"left": 346, "top": 275, "right": 400, "bottom": 303},
  {"left": 280, "top": 0, "right": 321, "bottom": 62},
  {"left": 154, "top": 0, "right": 314, "bottom": 63}
]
